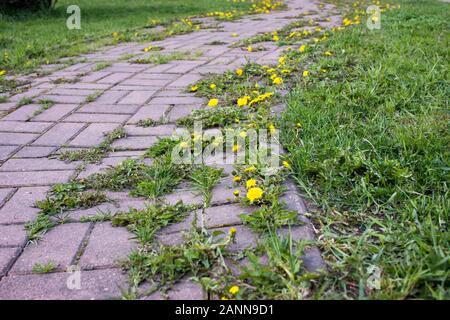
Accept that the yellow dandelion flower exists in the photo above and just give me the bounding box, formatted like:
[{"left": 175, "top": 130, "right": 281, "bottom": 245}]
[
  {"left": 232, "top": 33, "right": 238, "bottom": 37},
  {"left": 0, "top": 70, "right": 6, "bottom": 76},
  {"left": 190, "top": 85, "right": 198, "bottom": 92},
  {"left": 246, "top": 179, "right": 257, "bottom": 188},
  {"left": 233, "top": 190, "right": 240, "bottom": 197},
  {"left": 208, "top": 98, "right": 219, "bottom": 107},
  {"left": 324, "top": 51, "right": 333, "bottom": 56},
  {"left": 247, "top": 46, "right": 253, "bottom": 52},
  {"left": 272, "top": 77, "right": 283, "bottom": 85},
  {"left": 229, "top": 227, "right": 237, "bottom": 235},
  {"left": 246, "top": 187, "right": 263, "bottom": 202},
  {"left": 232, "top": 144, "right": 239, "bottom": 153},
  {"left": 221, "top": 297, "right": 229, "bottom": 300},
  {"left": 237, "top": 96, "right": 249, "bottom": 107},
  {"left": 236, "top": 68, "right": 243, "bottom": 76},
  {"left": 210, "top": 83, "right": 217, "bottom": 90},
  {"left": 269, "top": 124, "right": 276, "bottom": 134},
  {"left": 299, "top": 45, "right": 306, "bottom": 53},
  {"left": 244, "top": 166, "right": 256, "bottom": 173},
  {"left": 229, "top": 286, "right": 240, "bottom": 295},
  {"left": 282, "top": 161, "right": 291, "bottom": 169},
  {"left": 239, "top": 131, "right": 247, "bottom": 138},
  {"left": 233, "top": 176, "right": 242, "bottom": 182},
  {"left": 303, "top": 70, "right": 310, "bottom": 77}
]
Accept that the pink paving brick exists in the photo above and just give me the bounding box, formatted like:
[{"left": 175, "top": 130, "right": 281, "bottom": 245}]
[
  {"left": 32, "top": 123, "right": 85, "bottom": 146},
  {"left": 149, "top": 96, "right": 204, "bottom": 105},
  {"left": 0, "top": 188, "right": 13, "bottom": 205},
  {"left": 166, "top": 104, "right": 202, "bottom": 121},
  {"left": 10, "top": 223, "right": 90, "bottom": 274},
  {"left": 0, "top": 170, "right": 73, "bottom": 187},
  {"left": 166, "top": 74, "right": 203, "bottom": 88},
  {"left": 97, "top": 72, "right": 132, "bottom": 84},
  {"left": 117, "top": 90, "right": 156, "bottom": 105},
  {"left": 38, "top": 95, "right": 86, "bottom": 104},
  {"left": 0, "top": 187, "right": 48, "bottom": 224},
  {"left": 14, "top": 146, "right": 55, "bottom": 158},
  {"left": 0, "top": 247, "right": 21, "bottom": 277},
  {"left": 120, "top": 78, "right": 173, "bottom": 87},
  {"left": 126, "top": 105, "right": 170, "bottom": 124},
  {"left": 69, "top": 123, "right": 120, "bottom": 147},
  {"left": 0, "top": 158, "right": 78, "bottom": 172},
  {"left": 111, "top": 136, "right": 157, "bottom": 150},
  {"left": 95, "top": 90, "right": 128, "bottom": 104},
  {"left": 0, "top": 133, "right": 39, "bottom": 145},
  {"left": 31, "top": 104, "right": 78, "bottom": 122},
  {"left": 0, "top": 268, "right": 127, "bottom": 299},
  {"left": 77, "top": 103, "right": 140, "bottom": 114},
  {"left": 63, "top": 113, "right": 129, "bottom": 123},
  {"left": 0, "top": 224, "right": 28, "bottom": 247},
  {"left": 0, "top": 121, "right": 52, "bottom": 133},
  {"left": 0, "top": 146, "right": 18, "bottom": 161},
  {"left": 124, "top": 124, "right": 176, "bottom": 136},
  {"left": 79, "top": 223, "right": 137, "bottom": 269}
]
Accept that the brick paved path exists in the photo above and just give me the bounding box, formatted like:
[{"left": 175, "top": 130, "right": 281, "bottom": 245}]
[{"left": 0, "top": 0, "right": 338, "bottom": 299}]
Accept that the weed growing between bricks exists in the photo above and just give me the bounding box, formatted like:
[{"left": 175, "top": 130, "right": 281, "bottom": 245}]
[
  {"left": 132, "top": 50, "right": 203, "bottom": 65},
  {"left": 57, "top": 126, "right": 127, "bottom": 164}
]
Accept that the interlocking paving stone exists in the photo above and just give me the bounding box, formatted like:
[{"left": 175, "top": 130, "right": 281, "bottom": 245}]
[
  {"left": 0, "top": 225, "right": 28, "bottom": 247},
  {"left": 117, "top": 90, "right": 156, "bottom": 104},
  {"left": 124, "top": 124, "right": 176, "bottom": 136},
  {"left": 10, "top": 223, "right": 90, "bottom": 274},
  {"left": 14, "top": 146, "right": 55, "bottom": 158},
  {"left": 63, "top": 113, "right": 129, "bottom": 123},
  {"left": 0, "top": 146, "right": 18, "bottom": 161},
  {"left": 0, "top": 247, "right": 21, "bottom": 277},
  {"left": 32, "top": 122, "right": 85, "bottom": 146},
  {"left": 0, "top": 187, "right": 48, "bottom": 224},
  {"left": 0, "top": 133, "right": 38, "bottom": 145},
  {"left": 0, "top": 121, "right": 52, "bottom": 133},
  {"left": 31, "top": 104, "right": 78, "bottom": 122},
  {"left": 0, "top": 170, "right": 73, "bottom": 187},
  {"left": 79, "top": 222, "right": 137, "bottom": 269},
  {"left": 38, "top": 95, "right": 86, "bottom": 104},
  {"left": 94, "top": 90, "right": 128, "bottom": 104},
  {"left": 111, "top": 136, "right": 157, "bottom": 150},
  {"left": 69, "top": 123, "right": 120, "bottom": 147},
  {"left": 77, "top": 103, "right": 140, "bottom": 114},
  {"left": 126, "top": 105, "right": 170, "bottom": 123},
  {"left": 0, "top": 188, "right": 13, "bottom": 205},
  {"left": 166, "top": 104, "right": 202, "bottom": 121},
  {"left": 97, "top": 72, "right": 132, "bottom": 84},
  {"left": 0, "top": 158, "right": 78, "bottom": 172},
  {"left": 0, "top": 268, "right": 126, "bottom": 299}
]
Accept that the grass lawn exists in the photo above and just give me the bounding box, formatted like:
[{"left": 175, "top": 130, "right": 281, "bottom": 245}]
[
  {"left": 0, "top": 0, "right": 255, "bottom": 74},
  {"left": 281, "top": 0, "right": 449, "bottom": 299}
]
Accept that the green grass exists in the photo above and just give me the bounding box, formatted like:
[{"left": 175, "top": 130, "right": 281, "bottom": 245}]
[
  {"left": 280, "top": 0, "right": 449, "bottom": 299},
  {"left": 0, "top": 0, "right": 255, "bottom": 74},
  {"left": 32, "top": 262, "right": 57, "bottom": 274},
  {"left": 132, "top": 50, "right": 203, "bottom": 65}
]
